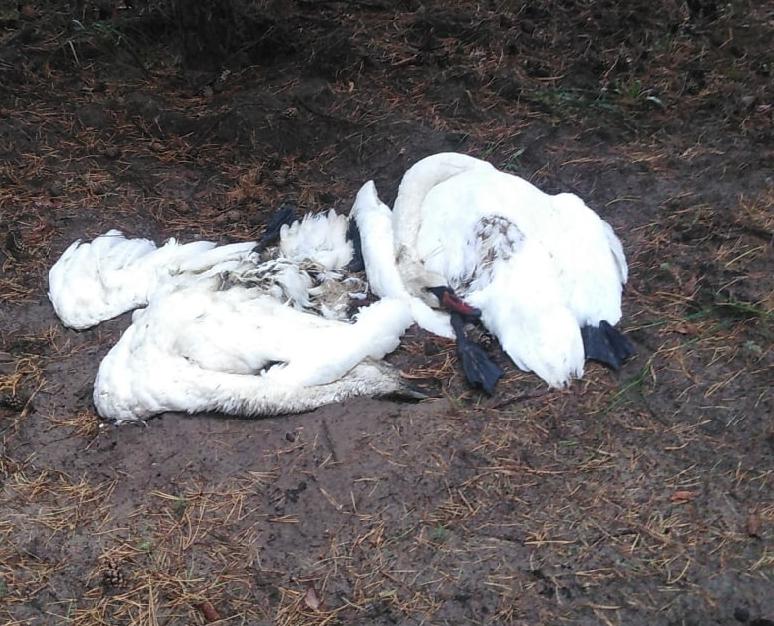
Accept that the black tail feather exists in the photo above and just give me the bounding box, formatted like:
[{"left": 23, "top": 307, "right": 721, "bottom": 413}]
[
  {"left": 346, "top": 218, "right": 365, "bottom": 273},
  {"left": 451, "top": 313, "right": 504, "bottom": 395},
  {"left": 581, "top": 321, "right": 636, "bottom": 370},
  {"left": 256, "top": 205, "right": 297, "bottom": 251}
]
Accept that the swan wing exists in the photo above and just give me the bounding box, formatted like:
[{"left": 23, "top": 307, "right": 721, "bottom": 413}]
[
  {"left": 48, "top": 230, "right": 257, "bottom": 329},
  {"left": 280, "top": 208, "right": 353, "bottom": 270},
  {"left": 48, "top": 230, "right": 158, "bottom": 329}
]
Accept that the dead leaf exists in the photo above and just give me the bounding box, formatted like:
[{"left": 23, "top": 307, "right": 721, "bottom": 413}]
[
  {"left": 196, "top": 601, "right": 221, "bottom": 623},
  {"left": 670, "top": 490, "right": 697, "bottom": 502},
  {"left": 746, "top": 511, "right": 761, "bottom": 537},
  {"left": 304, "top": 586, "right": 322, "bottom": 611}
]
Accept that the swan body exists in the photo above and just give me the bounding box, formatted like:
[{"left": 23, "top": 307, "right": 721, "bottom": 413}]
[
  {"left": 95, "top": 292, "right": 413, "bottom": 422},
  {"left": 414, "top": 169, "right": 626, "bottom": 327},
  {"left": 49, "top": 210, "right": 416, "bottom": 422},
  {"left": 386, "top": 152, "right": 632, "bottom": 387}
]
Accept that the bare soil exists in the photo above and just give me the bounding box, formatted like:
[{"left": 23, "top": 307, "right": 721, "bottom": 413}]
[{"left": 1, "top": 1, "right": 772, "bottom": 624}]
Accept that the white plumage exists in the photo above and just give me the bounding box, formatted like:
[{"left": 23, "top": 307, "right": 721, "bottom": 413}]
[
  {"left": 48, "top": 229, "right": 256, "bottom": 330},
  {"left": 94, "top": 292, "right": 412, "bottom": 422},
  {"left": 279, "top": 208, "right": 353, "bottom": 270},
  {"left": 350, "top": 181, "right": 454, "bottom": 338},
  {"left": 368, "top": 152, "right": 631, "bottom": 388},
  {"left": 49, "top": 211, "right": 416, "bottom": 423}
]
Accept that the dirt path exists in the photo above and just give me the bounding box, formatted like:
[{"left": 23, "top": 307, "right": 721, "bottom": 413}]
[{"left": 1, "top": 1, "right": 771, "bottom": 624}]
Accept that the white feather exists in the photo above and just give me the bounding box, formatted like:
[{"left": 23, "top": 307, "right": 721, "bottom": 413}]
[
  {"left": 48, "top": 230, "right": 256, "bottom": 329},
  {"left": 279, "top": 208, "right": 353, "bottom": 270}
]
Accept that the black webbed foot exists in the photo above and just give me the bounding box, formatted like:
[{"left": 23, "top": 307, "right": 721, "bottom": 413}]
[
  {"left": 581, "top": 320, "right": 636, "bottom": 370},
  {"left": 450, "top": 312, "right": 503, "bottom": 395}
]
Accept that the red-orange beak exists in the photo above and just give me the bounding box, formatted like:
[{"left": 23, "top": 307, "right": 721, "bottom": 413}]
[{"left": 427, "top": 286, "right": 481, "bottom": 318}]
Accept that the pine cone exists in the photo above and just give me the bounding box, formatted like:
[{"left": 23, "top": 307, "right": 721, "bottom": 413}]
[
  {"left": 101, "top": 562, "right": 125, "bottom": 588},
  {"left": 0, "top": 393, "right": 27, "bottom": 412}
]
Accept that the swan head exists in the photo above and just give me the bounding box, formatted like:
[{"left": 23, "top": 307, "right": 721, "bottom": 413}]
[
  {"left": 395, "top": 248, "right": 482, "bottom": 317},
  {"left": 425, "top": 286, "right": 481, "bottom": 317}
]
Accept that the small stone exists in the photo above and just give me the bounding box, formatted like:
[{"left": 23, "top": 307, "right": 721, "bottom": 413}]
[
  {"left": 741, "top": 95, "right": 756, "bottom": 109},
  {"left": 20, "top": 4, "right": 38, "bottom": 19},
  {"left": 285, "top": 431, "right": 297, "bottom": 442}
]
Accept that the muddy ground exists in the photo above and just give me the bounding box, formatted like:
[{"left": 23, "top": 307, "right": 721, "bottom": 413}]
[{"left": 0, "top": 1, "right": 772, "bottom": 624}]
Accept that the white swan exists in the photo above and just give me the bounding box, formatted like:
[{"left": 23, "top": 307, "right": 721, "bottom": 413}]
[
  {"left": 48, "top": 230, "right": 256, "bottom": 330},
  {"left": 369, "top": 152, "right": 634, "bottom": 388},
  {"left": 48, "top": 210, "right": 359, "bottom": 330},
  {"left": 94, "top": 291, "right": 414, "bottom": 422},
  {"left": 49, "top": 210, "right": 419, "bottom": 423}
]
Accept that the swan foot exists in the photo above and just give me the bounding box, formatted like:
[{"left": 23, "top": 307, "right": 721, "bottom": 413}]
[
  {"left": 581, "top": 321, "right": 636, "bottom": 370},
  {"left": 450, "top": 312, "right": 503, "bottom": 394},
  {"left": 457, "top": 339, "right": 504, "bottom": 395},
  {"left": 380, "top": 382, "right": 429, "bottom": 402}
]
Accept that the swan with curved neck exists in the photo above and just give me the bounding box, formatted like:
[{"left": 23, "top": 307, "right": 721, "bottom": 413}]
[
  {"left": 352, "top": 177, "right": 503, "bottom": 393},
  {"left": 378, "top": 152, "right": 634, "bottom": 388},
  {"left": 350, "top": 180, "right": 459, "bottom": 338},
  {"left": 391, "top": 153, "right": 495, "bottom": 308}
]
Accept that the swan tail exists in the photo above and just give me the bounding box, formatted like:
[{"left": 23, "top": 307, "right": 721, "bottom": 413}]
[
  {"left": 280, "top": 209, "right": 353, "bottom": 269},
  {"left": 581, "top": 321, "right": 636, "bottom": 370}
]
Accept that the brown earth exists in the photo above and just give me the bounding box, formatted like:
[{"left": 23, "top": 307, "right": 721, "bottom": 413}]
[{"left": 0, "top": 1, "right": 772, "bottom": 624}]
